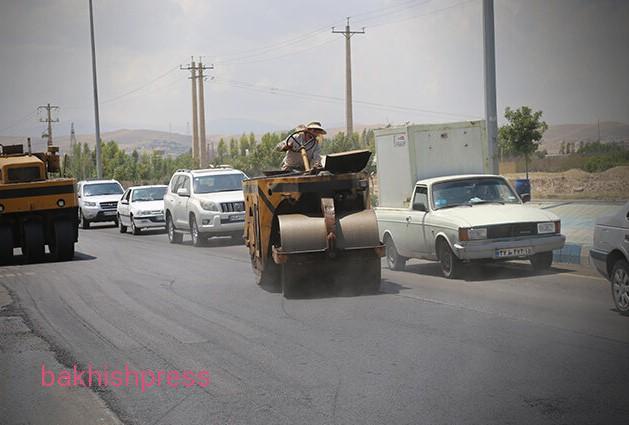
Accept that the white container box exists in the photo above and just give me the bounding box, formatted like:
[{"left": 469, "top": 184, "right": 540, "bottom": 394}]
[{"left": 375, "top": 121, "right": 490, "bottom": 207}]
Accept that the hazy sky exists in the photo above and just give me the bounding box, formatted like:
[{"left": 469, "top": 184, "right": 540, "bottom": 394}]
[{"left": 0, "top": 0, "right": 627, "bottom": 139}]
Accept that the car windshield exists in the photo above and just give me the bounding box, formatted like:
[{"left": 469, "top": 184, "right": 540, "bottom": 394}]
[
  {"left": 83, "top": 182, "right": 123, "bottom": 197},
  {"left": 193, "top": 173, "right": 245, "bottom": 194},
  {"left": 132, "top": 187, "right": 167, "bottom": 202},
  {"left": 432, "top": 177, "right": 520, "bottom": 210}
]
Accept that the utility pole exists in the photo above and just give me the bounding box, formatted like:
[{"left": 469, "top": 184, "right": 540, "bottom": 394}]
[
  {"left": 333, "top": 17, "right": 365, "bottom": 141},
  {"left": 197, "top": 59, "right": 214, "bottom": 168},
  {"left": 38, "top": 103, "right": 59, "bottom": 147},
  {"left": 181, "top": 58, "right": 200, "bottom": 167},
  {"left": 88, "top": 0, "right": 103, "bottom": 178},
  {"left": 482, "top": 0, "right": 499, "bottom": 174},
  {"left": 70, "top": 122, "right": 78, "bottom": 149}
]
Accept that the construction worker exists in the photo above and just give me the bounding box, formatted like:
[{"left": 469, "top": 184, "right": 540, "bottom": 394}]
[{"left": 277, "top": 121, "right": 327, "bottom": 171}]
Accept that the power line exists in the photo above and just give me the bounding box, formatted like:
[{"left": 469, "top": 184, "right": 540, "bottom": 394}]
[{"left": 210, "top": 77, "right": 477, "bottom": 120}]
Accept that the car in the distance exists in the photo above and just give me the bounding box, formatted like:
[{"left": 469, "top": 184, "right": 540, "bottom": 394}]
[
  {"left": 117, "top": 185, "right": 168, "bottom": 235},
  {"left": 163, "top": 167, "right": 247, "bottom": 246},
  {"left": 77, "top": 180, "right": 124, "bottom": 229},
  {"left": 591, "top": 201, "right": 629, "bottom": 315}
]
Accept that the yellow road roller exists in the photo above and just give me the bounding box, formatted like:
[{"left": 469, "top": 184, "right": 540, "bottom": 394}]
[
  {"left": 0, "top": 140, "right": 78, "bottom": 263},
  {"left": 243, "top": 132, "right": 384, "bottom": 298}
]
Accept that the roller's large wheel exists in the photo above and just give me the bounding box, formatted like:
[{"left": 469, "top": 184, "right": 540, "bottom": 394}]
[
  {"left": 281, "top": 263, "right": 303, "bottom": 299},
  {"left": 22, "top": 221, "right": 45, "bottom": 263},
  {"left": 0, "top": 226, "right": 14, "bottom": 262},
  {"left": 252, "top": 255, "right": 281, "bottom": 291},
  {"left": 362, "top": 256, "right": 382, "bottom": 294},
  {"left": 50, "top": 220, "right": 75, "bottom": 261}
]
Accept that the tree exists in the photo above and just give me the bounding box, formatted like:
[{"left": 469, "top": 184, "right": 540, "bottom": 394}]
[{"left": 498, "top": 106, "right": 548, "bottom": 179}]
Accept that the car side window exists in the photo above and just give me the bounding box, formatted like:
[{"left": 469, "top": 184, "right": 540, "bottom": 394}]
[
  {"left": 412, "top": 186, "right": 428, "bottom": 212},
  {"left": 171, "top": 175, "right": 183, "bottom": 193},
  {"left": 182, "top": 176, "right": 191, "bottom": 193}
]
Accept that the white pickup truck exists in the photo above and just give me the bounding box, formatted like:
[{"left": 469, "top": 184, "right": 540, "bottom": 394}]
[{"left": 376, "top": 174, "right": 566, "bottom": 278}]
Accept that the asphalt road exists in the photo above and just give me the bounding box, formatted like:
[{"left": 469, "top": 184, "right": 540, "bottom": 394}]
[{"left": 1, "top": 224, "right": 628, "bottom": 425}]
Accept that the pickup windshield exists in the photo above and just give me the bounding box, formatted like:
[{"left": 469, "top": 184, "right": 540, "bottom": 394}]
[
  {"left": 193, "top": 173, "right": 245, "bottom": 194},
  {"left": 432, "top": 177, "right": 520, "bottom": 210}
]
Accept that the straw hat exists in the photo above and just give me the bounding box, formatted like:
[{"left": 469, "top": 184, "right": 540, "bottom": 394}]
[{"left": 306, "top": 121, "right": 327, "bottom": 134}]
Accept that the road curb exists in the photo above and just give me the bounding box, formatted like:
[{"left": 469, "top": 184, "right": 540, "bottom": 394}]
[{"left": 553, "top": 243, "right": 592, "bottom": 266}]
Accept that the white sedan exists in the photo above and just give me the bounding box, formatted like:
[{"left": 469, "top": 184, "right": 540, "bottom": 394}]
[{"left": 117, "top": 185, "right": 168, "bottom": 235}]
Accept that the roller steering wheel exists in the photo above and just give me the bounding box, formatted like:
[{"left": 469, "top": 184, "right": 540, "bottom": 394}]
[{"left": 286, "top": 129, "right": 317, "bottom": 153}]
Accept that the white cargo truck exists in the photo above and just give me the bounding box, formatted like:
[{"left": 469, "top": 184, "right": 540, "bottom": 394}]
[
  {"left": 375, "top": 121, "right": 490, "bottom": 208},
  {"left": 374, "top": 121, "right": 565, "bottom": 279}
]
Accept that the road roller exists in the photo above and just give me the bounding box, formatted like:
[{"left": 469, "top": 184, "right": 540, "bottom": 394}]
[
  {"left": 0, "top": 139, "right": 78, "bottom": 263},
  {"left": 243, "top": 131, "right": 384, "bottom": 298}
]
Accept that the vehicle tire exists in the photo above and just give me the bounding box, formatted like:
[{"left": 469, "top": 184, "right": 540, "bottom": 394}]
[
  {"left": 130, "top": 216, "right": 141, "bottom": 235},
  {"left": 50, "top": 220, "right": 75, "bottom": 261},
  {"left": 530, "top": 251, "right": 553, "bottom": 271},
  {"left": 80, "top": 211, "right": 90, "bottom": 229},
  {"left": 0, "top": 226, "right": 14, "bottom": 261},
  {"left": 190, "top": 215, "right": 203, "bottom": 247},
  {"left": 252, "top": 255, "right": 281, "bottom": 291},
  {"left": 113, "top": 218, "right": 119, "bottom": 227},
  {"left": 118, "top": 215, "right": 127, "bottom": 233},
  {"left": 363, "top": 256, "right": 382, "bottom": 294},
  {"left": 22, "top": 221, "right": 45, "bottom": 263},
  {"left": 610, "top": 259, "right": 629, "bottom": 316},
  {"left": 384, "top": 235, "right": 406, "bottom": 271},
  {"left": 167, "top": 214, "right": 182, "bottom": 244},
  {"left": 281, "top": 263, "right": 302, "bottom": 299},
  {"left": 438, "top": 239, "right": 461, "bottom": 279}
]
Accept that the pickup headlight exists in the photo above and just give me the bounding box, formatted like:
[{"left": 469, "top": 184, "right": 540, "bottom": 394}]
[
  {"left": 537, "top": 221, "right": 558, "bottom": 234},
  {"left": 83, "top": 201, "right": 97, "bottom": 207},
  {"left": 200, "top": 200, "right": 220, "bottom": 211},
  {"left": 459, "top": 227, "right": 487, "bottom": 241}
]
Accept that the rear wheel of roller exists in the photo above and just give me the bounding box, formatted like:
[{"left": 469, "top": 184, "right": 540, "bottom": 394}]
[
  {"left": 0, "top": 226, "right": 14, "bottom": 262},
  {"left": 22, "top": 221, "right": 45, "bottom": 263}
]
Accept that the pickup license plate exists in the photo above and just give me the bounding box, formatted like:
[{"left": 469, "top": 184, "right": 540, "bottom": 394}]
[
  {"left": 229, "top": 214, "right": 245, "bottom": 222},
  {"left": 495, "top": 247, "right": 532, "bottom": 258}
]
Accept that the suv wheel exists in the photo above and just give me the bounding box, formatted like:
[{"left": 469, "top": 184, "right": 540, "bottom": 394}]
[
  {"left": 80, "top": 211, "right": 90, "bottom": 229},
  {"left": 167, "top": 214, "right": 182, "bottom": 244},
  {"left": 190, "top": 215, "right": 203, "bottom": 247}
]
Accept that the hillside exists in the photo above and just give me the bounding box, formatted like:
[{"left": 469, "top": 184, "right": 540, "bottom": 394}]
[{"left": 3, "top": 121, "right": 627, "bottom": 157}]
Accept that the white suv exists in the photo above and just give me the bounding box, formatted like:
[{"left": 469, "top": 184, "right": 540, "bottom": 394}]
[
  {"left": 77, "top": 179, "right": 124, "bottom": 229},
  {"left": 163, "top": 168, "right": 247, "bottom": 246}
]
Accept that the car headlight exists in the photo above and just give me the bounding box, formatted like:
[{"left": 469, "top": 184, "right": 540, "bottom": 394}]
[
  {"left": 200, "top": 200, "right": 220, "bottom": 211},
  {"left": 84, "top": 201, "right": 97, "bottom": 207},
  {"left": 537, "top": 222, "right": 557, "bottom": 234},
  {"left": 459, "top": 227, "right": 487, "bottom": 241}
]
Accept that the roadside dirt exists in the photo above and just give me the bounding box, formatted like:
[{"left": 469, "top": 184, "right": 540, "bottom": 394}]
[{"left": 504, "top": 166, "right": 629, "bottom": 201}]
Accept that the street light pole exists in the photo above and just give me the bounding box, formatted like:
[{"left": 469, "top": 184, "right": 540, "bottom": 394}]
[{"left": 88, "top": 0, "right": 103, "bottom": 178}]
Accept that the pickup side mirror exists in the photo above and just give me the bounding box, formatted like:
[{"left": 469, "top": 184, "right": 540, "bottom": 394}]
[
  {"left": 412, "top": 202, "right": 426, "bottom": 212},
  {"left": 177, "top": 187, "right": 190, "bottom": 197}
]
